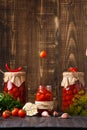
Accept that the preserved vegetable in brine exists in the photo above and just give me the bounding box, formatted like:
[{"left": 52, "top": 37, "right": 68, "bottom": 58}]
[
  {"left": 61, "top": 71, "right": 85, "bottom": 113},
  {"left": 35, "top": 85, "right": 54, "bottom": 116},
  {"left": 3, "top": 71, "right": 26, "bottom": 104}
]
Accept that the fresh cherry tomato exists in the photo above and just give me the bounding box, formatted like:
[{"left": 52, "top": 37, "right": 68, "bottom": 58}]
[
  {"left": 18, "top": 109, "right": 26, "bottom": 118},
  {"left": 2, "top": 110, "right": 11, "bottom": 119},
  {"left": 12, "top": 108, "right": 19, "bottom": 116},
  {"left": 40, "top": 50, "right": 47, "bottom": 58}
]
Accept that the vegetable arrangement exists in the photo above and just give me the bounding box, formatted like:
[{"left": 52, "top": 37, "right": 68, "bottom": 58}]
[
  {"left": 0, "top": 64, "right": 27, "bottom": 119},
  {"left": 2, "top": 108, "right": 26, "bottom": 119},
  {"left": 65, "top": 93, "right": 87, "bottom": 116},
  {"left": 4, "top": 63, "right": 26, "bottom": 104},
  {"left": 0, "top": 92, "right": 23, "bottom": 113},
  {"left": 0, "top": 92, "right": 26, "bottom": 118}
]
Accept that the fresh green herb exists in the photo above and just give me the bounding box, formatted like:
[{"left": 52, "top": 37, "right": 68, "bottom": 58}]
[
  {"left": 0, "top": 92, "right": 23, "bottom": 112},
  {"left": 66, "top": 93, "right": 87, "bottom": 116}
]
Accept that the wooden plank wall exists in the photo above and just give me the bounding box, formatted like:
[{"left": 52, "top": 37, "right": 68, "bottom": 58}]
[{"left": 0, "top": 0, "right": 87, "bottom": 111}]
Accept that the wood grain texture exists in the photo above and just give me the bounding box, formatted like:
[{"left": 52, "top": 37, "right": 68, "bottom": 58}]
[{"left": 0, "top": 0, "right": 86, "bottom": 111}]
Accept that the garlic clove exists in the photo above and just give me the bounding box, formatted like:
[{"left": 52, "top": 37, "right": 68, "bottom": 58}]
[
  {"left": 41, "top": 111, "right": 50, "bottom": 117},
  {"left": 60, "top": 113, "right": 70, "bottom": 119}
]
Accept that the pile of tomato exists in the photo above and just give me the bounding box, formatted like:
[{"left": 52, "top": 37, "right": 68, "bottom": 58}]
[
  {"left": 2, "top": 108, "right": 26, "bottom": 119},
  {"left": 35, "top": 86, "right": 53, "bottom": 101},
  {"left": 62, "top": 82, "right": 85, "bottom": 112},
  {"left": 4, "top": 82, "right": 26, "bottom": 104}
]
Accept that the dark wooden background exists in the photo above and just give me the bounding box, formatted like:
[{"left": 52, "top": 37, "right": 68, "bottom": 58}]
[{"left": 0, "top": 0, "right": 87, "bottom": 111}]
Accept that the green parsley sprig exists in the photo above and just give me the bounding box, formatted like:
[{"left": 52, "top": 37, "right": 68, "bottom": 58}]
[{"left": 0, "top": 92, "right": 23, "bottom": 112}]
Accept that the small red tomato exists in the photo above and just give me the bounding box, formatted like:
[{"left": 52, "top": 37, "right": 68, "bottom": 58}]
[
  {"left": 2, "top": 110, "right": 11, "bottom": 119},
  {"left": 68, "top": 67, "right": 78, "bottom": 72},
  {"left": 38, "top": 93, "right": 45, "bottom": 101},
  {"left": 12, "top": 108, "right": 19, "bottom": 116},
  {"left": 66, "top": 90, "right": 72, "bottom": 95},
  {"left": 40, "top": 50, "right": 47, "bottom": 58},
  {"left": 18, "top": 109, "right": 26, "bottom": 118}
]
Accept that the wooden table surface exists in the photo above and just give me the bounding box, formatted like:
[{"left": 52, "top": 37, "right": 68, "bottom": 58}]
[{"left": 0, "top": 115, "right": 87, "bottom": 129}]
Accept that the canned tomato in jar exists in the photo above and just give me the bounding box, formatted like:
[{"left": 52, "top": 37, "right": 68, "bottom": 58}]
[
  {"left": 35, "top": 85, "right": 54, "bottom": 116},
  {"left": 61, "top": 72, "right": 85, "bottom": 112},
  {"left": 3, "top": 71, "right": 26, "bottom": 104}
]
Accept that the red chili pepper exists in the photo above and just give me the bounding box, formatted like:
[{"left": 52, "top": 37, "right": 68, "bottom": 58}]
[{"left": 5, "top": 63, "right": 22, "bottom": 72}]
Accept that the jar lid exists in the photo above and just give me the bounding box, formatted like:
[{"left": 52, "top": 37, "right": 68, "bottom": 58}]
[
  {"left": 61, "top": 72, "right": 85, "bottom": 88},
  {"left": 3, "top": 71, "right": 26, "bottom": 87}
]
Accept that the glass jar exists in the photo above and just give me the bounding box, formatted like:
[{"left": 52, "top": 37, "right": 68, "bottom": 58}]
[
  {"left": 61, "top": 72, "right": 85, "bottom": 112},
  {"left": 35, "top": 85, "right": 54, "bottom": 116},
  {"left": 3, "top": 71, "right": 26, "bottom": 104}
]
